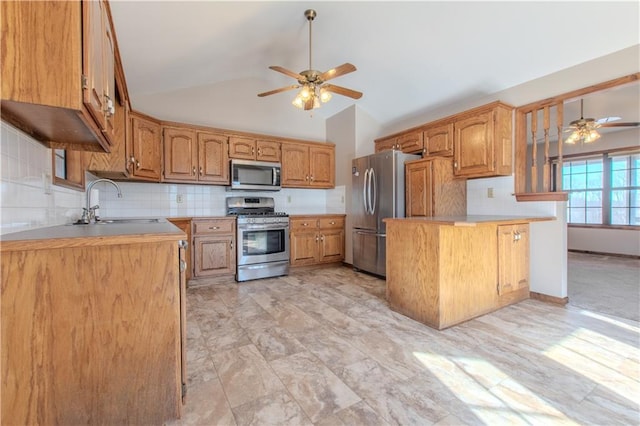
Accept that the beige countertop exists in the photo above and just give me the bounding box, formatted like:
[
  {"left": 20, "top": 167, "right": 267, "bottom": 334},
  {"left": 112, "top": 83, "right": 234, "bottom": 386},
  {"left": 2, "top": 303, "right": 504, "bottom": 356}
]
[
  {"left": 384, "top": 215, "right": 555, "bottom": 226},
  {"left": 0, "top": 219, "right": 186, "bottom": 252}
]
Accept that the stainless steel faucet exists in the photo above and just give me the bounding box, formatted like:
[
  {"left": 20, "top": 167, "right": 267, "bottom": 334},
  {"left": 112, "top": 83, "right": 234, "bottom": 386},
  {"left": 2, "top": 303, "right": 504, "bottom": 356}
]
[{"left": 78, "top": 178, "right": 123, "bottom": 224}]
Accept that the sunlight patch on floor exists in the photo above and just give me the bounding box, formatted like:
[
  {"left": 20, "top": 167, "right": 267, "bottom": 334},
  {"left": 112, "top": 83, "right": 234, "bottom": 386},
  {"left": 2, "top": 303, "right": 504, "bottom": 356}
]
[
  {"left": 578, "top": 310, "right": 640, "bottom": 334},
  {"left": 542, "top": 328, "right": 640, "bottom": 404},
  {"left": 413, "top": 352, "right": 575, "bottom": 425}
]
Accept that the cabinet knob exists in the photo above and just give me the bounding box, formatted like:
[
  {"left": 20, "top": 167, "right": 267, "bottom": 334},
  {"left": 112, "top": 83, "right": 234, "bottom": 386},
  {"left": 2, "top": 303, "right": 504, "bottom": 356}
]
[
  {"left": 310, "top": 175, "right": 314, "bottom": 182},
  {"left": 192, "top": 167, "right": 196, "bottom": 175},
  {"left": 104, "top": 94, "right": 115, "bottom": 117},
  {"left": 330, "top": 221, "right": 335, "bottom": 225},
  {"left": 454, "top": 161, "right": 458, "bottom": 169},
  {"left": 136, "top": 161, "right": 141, "bottom": 169},
  {"left": 320, "top": 235, "right": 324, "bottom": 241},
  {"left": 302, "top": 222, "right": 308, "bottom": 226},
  {"left": 315, "top": 235, "right": 319, "bottom": 242},
  {"left": 199, "top": 167, "right": 203, "bottom": 175},
  {"left": 230, "top": 241, "right": 233, "bottom": 250},
  {"left": 209, "top": 226, "right": 220, "bottom": 230},
  {"left": 257, "top": 148, "right": 261, "bottom": 155},
  {"left": 179, "top": 260, "right": 186, "bottom": 272},
  {"left": 305, "top": 175, "right": 309, "bottom": 181}
]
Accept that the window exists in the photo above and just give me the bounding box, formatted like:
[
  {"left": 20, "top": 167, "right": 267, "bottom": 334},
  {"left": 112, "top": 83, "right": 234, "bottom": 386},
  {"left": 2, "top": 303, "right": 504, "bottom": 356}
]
[{"left": 562, "top": 152, "right": 639, "bottom": 226}]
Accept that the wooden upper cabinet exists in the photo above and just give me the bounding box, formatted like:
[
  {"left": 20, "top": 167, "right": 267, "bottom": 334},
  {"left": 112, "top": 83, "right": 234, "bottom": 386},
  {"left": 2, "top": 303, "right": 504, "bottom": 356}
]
[
  {"left": 281, "top": 142, "right": 335, "bottom": 189},
  {"left": 198, "top": 132, "right": 229, "bottom": 184},
  {"left": 453, "top": 102, "right": 513, "bottom": 178},
  {"left": 397, "top": 131, "right": 424, "bottom": 154},
  {"left": 375, "top": 136, "right": 398, "bottom": 153},
  {"left": 1, "top": 0, "right": 117, "bottom": 151},
  {"left": 405, "top": 157, "right": 466, "bottom": 218},
  {"left": 130, "top": 114, "right": 162, "bottom": 181},
  {"left": 163, "top": 127, "right": 198, "bottom": 181},
  {"left": 423, "top": 123, "right": 454, "bottom": 157},
  {"left": 229, "top": 136, "right": 280, "bottom": 162},
  {"left": 309, "top": 145, "right": 335, "bottom": 188}
]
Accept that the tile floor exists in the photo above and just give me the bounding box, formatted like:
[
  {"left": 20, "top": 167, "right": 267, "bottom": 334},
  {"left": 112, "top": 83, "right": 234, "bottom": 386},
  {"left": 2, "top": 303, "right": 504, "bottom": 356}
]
[{"left": 169, "top": 265, "right": 640, "bottom": 425}]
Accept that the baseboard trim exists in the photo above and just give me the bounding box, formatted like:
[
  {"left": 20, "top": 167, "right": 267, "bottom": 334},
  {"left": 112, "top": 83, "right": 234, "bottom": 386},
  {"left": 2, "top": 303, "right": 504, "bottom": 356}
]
[
  {"left": 530, "top": 291, "right": 569, "bottom": 305},
  {"left": 569, "top": 249, "right": 640, "bottom": 259}
]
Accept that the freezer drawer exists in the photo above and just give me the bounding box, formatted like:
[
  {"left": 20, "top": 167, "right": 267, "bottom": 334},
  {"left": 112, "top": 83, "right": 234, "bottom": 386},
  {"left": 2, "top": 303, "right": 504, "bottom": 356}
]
[{"left": 352, "top": 230, "right": 386, "bottom": 277}]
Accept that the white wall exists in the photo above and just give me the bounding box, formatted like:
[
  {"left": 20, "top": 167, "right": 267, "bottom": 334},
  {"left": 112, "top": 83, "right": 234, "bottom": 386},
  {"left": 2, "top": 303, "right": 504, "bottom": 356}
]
[
  {"left": 569, "top": 227, "right": 640, "bottom": 256},
  {"left": 0, "top": 122, "right": 84, "bottom": 235}
]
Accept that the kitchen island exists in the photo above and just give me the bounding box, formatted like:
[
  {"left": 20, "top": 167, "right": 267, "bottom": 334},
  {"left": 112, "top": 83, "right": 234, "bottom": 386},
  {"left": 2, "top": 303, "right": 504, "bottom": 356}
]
[
  {"left": 1, "top": 220, "right": 187, "bottom": 424},
  {"left": 384, "top": 215, "right": 553, "bottom": 330}
]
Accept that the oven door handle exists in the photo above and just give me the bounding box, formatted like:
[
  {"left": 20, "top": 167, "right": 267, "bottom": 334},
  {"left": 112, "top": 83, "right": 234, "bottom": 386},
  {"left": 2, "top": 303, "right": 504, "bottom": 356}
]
[{"left": 238, "top": 224, "right": 289, "bottom": 231}]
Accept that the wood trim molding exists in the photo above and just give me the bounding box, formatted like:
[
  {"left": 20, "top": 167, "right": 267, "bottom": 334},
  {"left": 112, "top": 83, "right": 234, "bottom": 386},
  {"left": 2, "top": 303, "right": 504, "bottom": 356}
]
[
  {"left": 515, "top": 192, "right": 568, "bottom": 202},
  {"left": 530, "top": 292, "right": 569, "bottom": 305}
]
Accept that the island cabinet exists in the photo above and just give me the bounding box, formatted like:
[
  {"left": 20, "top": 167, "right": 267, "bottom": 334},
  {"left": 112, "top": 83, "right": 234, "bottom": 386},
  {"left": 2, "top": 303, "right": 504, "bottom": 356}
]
[
  {"left": 453, "top": 101, "right": 513, "bottom": 178},
  {"left": 192, "top": 218, "right": 236, "bottom": 278},
  {"left": 281, "top": 142, "right": 335, "bottom": 188},
  {"left": 1, "top": 0, "right": 117, "bottom": 152},
  {"left": 289, "top": 215, "right": 345, "bottom": 266},
  {"left": 229, "top": 136, "right": 281, "bottom": 162},
  {"left": 0, "top": 223, "right": 187, "bottom": 424},
  {"left": 385, "top": 216, "right": 547, "bottom": 330},
  {"left": 405, "top": 157, "right": 466, "bottom": 217},
  {"left": 163, "top": 126, "right": 229, "bottom": 184},
  {"left": 130, "top": 112, "right": 162, "bottom": 181}
]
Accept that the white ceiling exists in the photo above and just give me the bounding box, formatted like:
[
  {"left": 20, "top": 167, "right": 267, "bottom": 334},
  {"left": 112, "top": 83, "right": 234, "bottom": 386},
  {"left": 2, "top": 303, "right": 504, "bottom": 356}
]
[{"left": 109, "top": 1, "right": 639, "bottom": 140}]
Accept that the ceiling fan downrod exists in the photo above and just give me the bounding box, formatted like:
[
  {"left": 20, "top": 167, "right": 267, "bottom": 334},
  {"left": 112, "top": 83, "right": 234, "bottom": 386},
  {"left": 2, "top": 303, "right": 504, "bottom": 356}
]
[{"left": 305, "top": 9, "right": 316, "bottom": 72}]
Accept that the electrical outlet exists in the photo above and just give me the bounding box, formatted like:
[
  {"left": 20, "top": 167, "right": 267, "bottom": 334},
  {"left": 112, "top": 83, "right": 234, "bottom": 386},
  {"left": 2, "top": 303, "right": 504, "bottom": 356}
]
[
  {"left": 43, "top": 172, "right": 52, "bottom": 195},
  {"left": 287, "top": 195, "right": 292, "bottom": 203},
  {"left": 487, "top": 188, "right": 494, "bottom": 198},
  {"left": 176, "top": 194, "right": 184, "bottom": 203}
]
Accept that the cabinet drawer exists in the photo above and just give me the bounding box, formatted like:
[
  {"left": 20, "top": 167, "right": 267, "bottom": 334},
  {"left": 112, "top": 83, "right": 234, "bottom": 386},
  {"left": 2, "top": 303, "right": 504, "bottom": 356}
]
[
  {"left": 290, "top": 217, "right": 318, "bottom": 231},
  {"left": 319, "top": 216, "right": 344, "bottom": 229},
  {"left": 192, "top": 218, "right": 235, "bottom": 235}
]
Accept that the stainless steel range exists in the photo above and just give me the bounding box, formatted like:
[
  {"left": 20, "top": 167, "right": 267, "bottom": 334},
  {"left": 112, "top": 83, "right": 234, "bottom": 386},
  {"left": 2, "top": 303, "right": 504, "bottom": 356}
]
[{"left": 226, "top": 196, "right": 289, "bottom": 282}]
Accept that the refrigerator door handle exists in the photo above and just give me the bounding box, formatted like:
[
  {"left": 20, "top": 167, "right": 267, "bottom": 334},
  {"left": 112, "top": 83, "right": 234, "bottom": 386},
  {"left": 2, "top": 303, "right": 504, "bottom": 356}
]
[
  {"left": 362, "top": 168, "right": 370, "bottom": 215},
  {"left": 370, "top": 168, "right": 377, "bottom": 215},
  {"left": 355, "top": 230, "right": 386, "bottom": 237},
  {"left": 366, "top": 167, "right": 373, "bottom": 215}
]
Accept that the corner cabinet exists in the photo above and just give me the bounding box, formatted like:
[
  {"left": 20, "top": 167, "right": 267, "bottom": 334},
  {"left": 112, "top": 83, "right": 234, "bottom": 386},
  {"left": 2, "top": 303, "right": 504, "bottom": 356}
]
[
  {"left": 453, "top": 101, "right": 513, "bottom": 178},
  {"left": 405, "top": 157, "right": 466, "bottom": 217},
  {"left": 290, "top": 215, "right": 345, "bottom": 266},
  {"left": 130, "top": 113, "right": 162, "bottom": 181},
  {"left": 1, "top": 0, "right": 117, "bottom": 151},
  {"left": 192, "top": 218, "right": 236, "bottom": 278},
  {"left": 281, "top": 142, "right": 335, "bottom": 188}
]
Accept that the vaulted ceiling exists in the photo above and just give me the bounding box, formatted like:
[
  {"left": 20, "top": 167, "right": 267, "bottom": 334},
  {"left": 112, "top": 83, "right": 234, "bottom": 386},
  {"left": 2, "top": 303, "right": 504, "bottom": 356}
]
[{"left": 109, "top": 1, "right": 639, "bottom": 140}]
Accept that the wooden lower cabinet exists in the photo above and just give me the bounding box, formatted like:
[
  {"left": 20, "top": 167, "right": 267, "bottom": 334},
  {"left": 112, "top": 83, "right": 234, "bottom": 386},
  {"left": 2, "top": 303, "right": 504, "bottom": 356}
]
[
  {"left": 405, "top": 157, "right": 466, "bottom": 217},
  {"left": 386, "top": 218, "right": 532, "bottom": 330},
  {"left": 192, "top": 218, "right": 236, "bottom": 278},
  {"left": 290, "top": 215, "right": 345, "bottom": 266},
  {"left": 1, "top": 235, "right": 185, "bottom": 424}
]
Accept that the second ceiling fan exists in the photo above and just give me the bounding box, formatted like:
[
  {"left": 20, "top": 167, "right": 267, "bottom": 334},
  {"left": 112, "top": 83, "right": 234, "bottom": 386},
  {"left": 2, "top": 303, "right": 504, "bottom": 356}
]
[{"left": 258, "top": 9, "right": 362, "bottom": 110}]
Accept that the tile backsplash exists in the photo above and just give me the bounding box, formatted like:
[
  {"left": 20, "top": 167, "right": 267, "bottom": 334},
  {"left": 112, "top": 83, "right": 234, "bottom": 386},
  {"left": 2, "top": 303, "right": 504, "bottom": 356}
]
[
  {"left": 1, "top": 120, "right": 344, "bottom": 235},
  {"left": 0, "top": 122, "right": 84, "bottom": 235}
]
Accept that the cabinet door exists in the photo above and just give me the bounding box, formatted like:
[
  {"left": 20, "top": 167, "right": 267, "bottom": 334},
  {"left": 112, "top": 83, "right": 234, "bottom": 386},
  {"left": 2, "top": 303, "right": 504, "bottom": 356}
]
[
  {"left": 405, "top": 160, "right": 433, "bottom": 217},
  {"left": 131, "top": 116, "right": 162, "bottom": 181},
  {"left": 163, "top": 127, "right": 197, "bottom": 182},
  {"left": 375, "top": 137, "right": 397, "bottom": 153},
  {"left": 423, "top": 123, "right": 453, "bottom": 157},
  {"left": 454, "top": 111, "right": 494, "bottom": 177},
  {"left": 193, "top": 235, "right": 235, "bottom": 277},
  {"left": 102, "top": 5, "right": 116, "bottom": 144},
  {"left": 497, "top": 224, "right": 529, "bottom": 295},
  {"left": 290, "top": 231, "right": 319, "bottom": 266},
  {"left": 309, "top": 145, "right": 335, "bottom": 188},
  {"left": 281, "top": 143, "right": 310, "bottom": 187},
  {"left": 82, "top": 0, "right": 106, "bottom": 133},
  {"left": 229, "top": 136, "right": 256, "bottom": 160},
  {"left": 256, "top": 139, "right": 281, "bottom": 162},
  {"left": 198, "top": 132, "right": 229, "bottom": 183},
  {"left": 319, "top": 229, "right": 344, "bottom": 263},
  {"left": 397, "top": 131, "right": 424, "bottom": 154}
]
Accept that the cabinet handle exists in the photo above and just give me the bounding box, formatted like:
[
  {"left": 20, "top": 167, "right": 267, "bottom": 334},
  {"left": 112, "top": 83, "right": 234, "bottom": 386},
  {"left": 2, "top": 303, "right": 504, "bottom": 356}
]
[
  {"left": 192, "top": 167, "right": 196, "bottom": 175},
  {"left": 320, "top": 235, "right": 324, "bottom": 241},
  {"left": 252, "top": 147, "right": 255, "bottom": 155},
  {"left": 310, "top": 175, "right": 314, "bottom": 182},
  {"left": 230, "top": 241, "right": 234, "bottom": 250},
  {"left": 513, "top": 231, "right": 521, "bottom": 241},
  {"left": 209, "top": 226, "right": 220, "bottom": 230},
  {"left": 454, "top": 161, "right": 458, "bottom": 169},
  {"left": 315, "top": 235, "right": 319, "bottom": 242},
  {"left": 257, "top": 148, "right": 261, "bottom": 156},
  {"left": 136, "top": 161, "right": 141, "bottom": 169},
  {"left": 199, "top": 167, "right": 203, "bottom": 175},
  {"left": 302, "top": 222, "right": 308, "bottom": 226},
  {"left": 305, "top": 175, "right": 309, "bottom": 181},
  {"left": 179, "top": 260, "right": 186, "bottom": 272},
  {"left": 104, "top": 94, "right": 115, "bottom": 117},
  {"left": 330, "top": 221, "right": 335, "bottom": 225}
]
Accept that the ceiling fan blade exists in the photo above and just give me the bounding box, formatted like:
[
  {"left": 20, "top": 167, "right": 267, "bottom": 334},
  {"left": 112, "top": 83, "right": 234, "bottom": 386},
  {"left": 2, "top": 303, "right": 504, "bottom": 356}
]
[
  {"left": 319, "top": 63, "right": 357, "bottom": 82},
  {"left": 257, "top": 85, "right": 299, "bottom": 97},
  {"left": 323, "top": 84, "right": 363, "bottom": 99},
  {"left": 269, "top": 66, "right": 304, "bottom": 81},
  {"left": 596, "top": 116, "right": 621, "bottom": 124},
  {"left": 600, "top": 122, "right": 640, "bottom": 127}
]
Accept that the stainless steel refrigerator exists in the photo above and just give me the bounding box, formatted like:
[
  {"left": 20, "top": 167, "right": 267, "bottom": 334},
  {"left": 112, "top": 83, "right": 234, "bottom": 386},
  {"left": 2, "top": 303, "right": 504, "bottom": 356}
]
[{"left": 352, "top": 150, "right": 420, "bottom": 276}]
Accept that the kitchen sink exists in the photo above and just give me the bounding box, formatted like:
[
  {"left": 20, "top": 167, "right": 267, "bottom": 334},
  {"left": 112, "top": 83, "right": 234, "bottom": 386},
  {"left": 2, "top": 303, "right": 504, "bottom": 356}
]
[{"left": 94, "top": 218, "right": 163, "bottom": 225}]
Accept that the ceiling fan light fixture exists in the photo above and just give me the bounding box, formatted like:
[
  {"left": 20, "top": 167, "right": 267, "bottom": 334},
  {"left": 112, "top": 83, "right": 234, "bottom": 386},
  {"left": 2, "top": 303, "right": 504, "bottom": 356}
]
[
  {"left": 319, "top": 87, "right": 332, "bottom": 103},
  {"left": 292, "top": 95, "right": 305, "bottom": 109}
]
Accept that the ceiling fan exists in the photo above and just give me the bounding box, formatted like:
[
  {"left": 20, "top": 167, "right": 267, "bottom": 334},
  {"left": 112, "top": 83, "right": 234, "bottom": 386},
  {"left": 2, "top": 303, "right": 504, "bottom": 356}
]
[
  {"left": 564, "top": 98, "right": 639, "bottom": 144},
  {"left": 257, "top": 9, "right": 362, "bottom": 111}
]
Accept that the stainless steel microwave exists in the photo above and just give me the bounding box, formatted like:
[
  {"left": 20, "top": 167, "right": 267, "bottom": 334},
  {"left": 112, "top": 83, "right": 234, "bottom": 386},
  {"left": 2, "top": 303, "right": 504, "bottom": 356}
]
[{"left": 230, "top": 159, "right": 281, "bottom": 191}]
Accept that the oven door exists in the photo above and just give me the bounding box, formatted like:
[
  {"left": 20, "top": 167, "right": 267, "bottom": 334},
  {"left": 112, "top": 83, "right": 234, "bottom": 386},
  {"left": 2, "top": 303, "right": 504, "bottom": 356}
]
[{"left": 237, "top": 223, "right": 289, "bottom": 266}]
